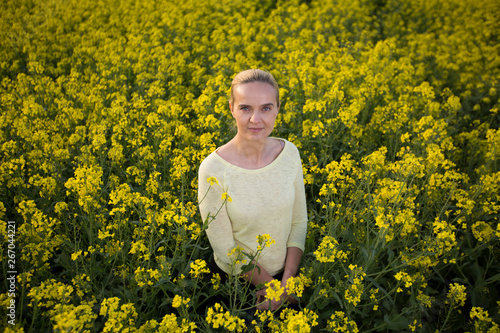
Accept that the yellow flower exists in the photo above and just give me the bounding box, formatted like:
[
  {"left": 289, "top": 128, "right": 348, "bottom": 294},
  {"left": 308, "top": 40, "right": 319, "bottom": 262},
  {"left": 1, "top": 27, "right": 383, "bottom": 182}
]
[
  {"left": 264, "top": 279, "right": 284, "bottom": 302},
  {"left": 256, "top": 234, "right": 275, "bottom": 251},
  {"left": 394, "top": 271, "right": 414, "bottom": 288},
  {"left": 206, "top": 303, "right": 246, "bottom": 332},
  {"left": 64, "top": 164, "right": 103, "bottom": 213},
  {"left": 54, "top": 202, "right": 68, "bottom": 214},
  {"left": 344, "top": 265, "right": 365, "bottom": 306},
  {"left": 470, "top": 307, "right": 489, "bottom": 321},
  {"left": 408, "top": 319, "right": 422, "bottom": 332},
  {"left": 27, "top": 279, "right": 74, "bottom": 308},
  {"left": 401, "top": 132, "right": 411, "bottom": 143},
  {"left": 417, "top": 291, "right": 434, "bottom": 308},
  {"left": 221, "top": 192, "right": 232, "bottom": 202},
  {"left": 211, "top": 273, "right": 221, "bottom": 290},
  {"left": 100, "top": 298, "right": 138, "bottom": 332},
  {"left": 286, "top": 276, "right": 304, "bottom": 298},
  {"left": 446, "top": 283, "right": 467, "bottom": 308},
  {"left": 172, "top": 295, "right": 190, "bottom": 308},
  {"left": 207, "top": 177, "right": 218, "bottom": 186},
  {"left": 227, "top": 245, "right": 247, "bottom": 267},
  {"left": 52, "top": 301, "right": 97, "bottom": 332},
  {"left": 328, "top": 311, "right": 359, "bottom": 333},
  {"left": 129, "top": 240, "right": 151, "bottom": 261},
  {"left": 314, "top": 236, "right": 348, "bottom": 263},
  {"left": 278, "top": 308, "right": 319, "bottom": 333},
  {"left": 189, "top": 259, "right": 210, "bottom": 278},
  {"left": 155, "top": 313, "right": 197, "bottom": 332},
  {"left": 71, "top": 250, "right": 82, "bottom": 261},
  {"left": 346, "top": 282, "right": 364, "bottom": 305},
  {"left": 472, "top": 221, "right": 495, "bottom": 242},
  {"left": 134, "top": 267, "right": 161, "bottom": 287}
]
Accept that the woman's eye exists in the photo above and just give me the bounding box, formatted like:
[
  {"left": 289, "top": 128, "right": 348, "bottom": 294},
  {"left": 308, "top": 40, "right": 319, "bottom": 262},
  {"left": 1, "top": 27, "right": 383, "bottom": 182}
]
[
  {"left": 240, "top": 107, "right": 250, "bottom": 112},
  {"left": 263, "top": 107, "right": 271, "bottom": 111}
]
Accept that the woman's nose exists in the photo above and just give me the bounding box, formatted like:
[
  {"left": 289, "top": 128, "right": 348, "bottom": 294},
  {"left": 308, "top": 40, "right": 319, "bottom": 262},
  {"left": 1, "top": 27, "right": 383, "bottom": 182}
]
[{"left": 250, "top": 111, "right": 261, "bottom": 123}]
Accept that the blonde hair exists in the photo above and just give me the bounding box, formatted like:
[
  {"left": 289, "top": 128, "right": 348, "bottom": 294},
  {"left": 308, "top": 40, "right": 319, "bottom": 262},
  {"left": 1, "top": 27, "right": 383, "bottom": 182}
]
[{"left": 230, "top": 69, "right": 280, "bottom": 108}]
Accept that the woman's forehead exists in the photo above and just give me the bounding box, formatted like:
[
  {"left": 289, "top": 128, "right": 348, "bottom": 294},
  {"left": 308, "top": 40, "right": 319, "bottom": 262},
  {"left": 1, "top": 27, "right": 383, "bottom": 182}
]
[{"left": 233, "top": 81, "right": 278, "bottom": 104}]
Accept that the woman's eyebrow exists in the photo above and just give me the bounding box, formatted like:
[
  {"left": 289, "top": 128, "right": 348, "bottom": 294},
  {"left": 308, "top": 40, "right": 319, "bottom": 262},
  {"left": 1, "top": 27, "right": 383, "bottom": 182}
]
[{"left": 238, "top": 103, "right": 275, "bottom": 108}]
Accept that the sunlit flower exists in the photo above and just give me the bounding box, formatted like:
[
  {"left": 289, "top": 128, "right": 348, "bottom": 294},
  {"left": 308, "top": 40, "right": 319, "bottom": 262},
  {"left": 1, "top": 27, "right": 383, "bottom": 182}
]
[
  {"left": 172, "top": 295, "right": 190, "bottom": 309},
  {"left": 314, "top": 236, "right": 348, "bottom": 263},
  {"left": 256, "top": 234, "right": 276, "bottom": 251},
  {"left": 189, "top": 259, "right": 210, "bottom": 278},
  {"left": 207, "top": 177, "right": 218, "bottom": 186},
  {"left": 328, "top": 311, "right": 359, "bottom": 332},
  {"left": 221, "top": 192, "right": 232, "bottom": 202},
  {"left": 264, "top": 279, "right": 284, "bottom": 302},
  {"left": 206, "top": 303, "right": 246, "bottom": 332}
]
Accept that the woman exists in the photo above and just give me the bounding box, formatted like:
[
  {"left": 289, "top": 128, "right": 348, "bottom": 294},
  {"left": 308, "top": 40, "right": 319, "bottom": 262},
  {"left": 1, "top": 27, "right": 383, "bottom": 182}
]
[{"left": 198, "top": 69, "right": 308, "bottom": 311}]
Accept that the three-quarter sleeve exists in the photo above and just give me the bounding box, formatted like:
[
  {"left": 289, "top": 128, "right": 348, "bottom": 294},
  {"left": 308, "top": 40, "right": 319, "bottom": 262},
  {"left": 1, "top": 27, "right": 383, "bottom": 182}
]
[
  {"left": 198, "top": 158, "right": 240, "bottom": 274},
  {"left": 286, "top": 157, "right": 308, "bottom": 251}
]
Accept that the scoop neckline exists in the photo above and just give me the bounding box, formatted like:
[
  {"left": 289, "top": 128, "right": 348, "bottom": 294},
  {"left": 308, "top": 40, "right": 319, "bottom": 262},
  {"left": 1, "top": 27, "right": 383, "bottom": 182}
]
[{"left": 214, "top": 138, "right": 288, "bottom": 172}]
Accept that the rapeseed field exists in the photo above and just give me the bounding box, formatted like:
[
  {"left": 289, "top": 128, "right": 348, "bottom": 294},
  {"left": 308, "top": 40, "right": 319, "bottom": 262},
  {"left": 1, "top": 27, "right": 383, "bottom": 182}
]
[{"left": 1, "top": 0, "right": 499, "bottom": 331}]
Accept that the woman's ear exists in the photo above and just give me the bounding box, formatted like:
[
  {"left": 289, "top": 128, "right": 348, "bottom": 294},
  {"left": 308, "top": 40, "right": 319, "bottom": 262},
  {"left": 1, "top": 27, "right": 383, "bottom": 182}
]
[{"left": 229, "top": 101, "right": 235, "bottom": 117}]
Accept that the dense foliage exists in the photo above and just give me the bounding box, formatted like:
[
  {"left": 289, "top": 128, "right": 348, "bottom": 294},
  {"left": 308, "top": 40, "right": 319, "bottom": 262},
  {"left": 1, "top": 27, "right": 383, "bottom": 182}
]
[{"left": 1, "top": 0, "right": 499, "bottom": 331}]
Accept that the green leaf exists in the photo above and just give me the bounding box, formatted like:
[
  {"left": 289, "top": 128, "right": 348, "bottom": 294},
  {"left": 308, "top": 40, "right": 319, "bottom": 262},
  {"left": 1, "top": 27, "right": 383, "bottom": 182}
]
[{"left": 384, "top": 313, "right": 410, "bottom": 330}]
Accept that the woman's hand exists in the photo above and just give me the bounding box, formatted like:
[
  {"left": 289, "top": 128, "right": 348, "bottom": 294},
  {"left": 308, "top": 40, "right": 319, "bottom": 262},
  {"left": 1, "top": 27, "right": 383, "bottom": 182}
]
[
  {"left": 255, "top": 287, "right": 284, "bottom": 311},
  {"left": 250, "top": 247, "right": 304, "bottom": 311},
  {"left": 255, "top": 282, "right": 298, "bottom": 311}
]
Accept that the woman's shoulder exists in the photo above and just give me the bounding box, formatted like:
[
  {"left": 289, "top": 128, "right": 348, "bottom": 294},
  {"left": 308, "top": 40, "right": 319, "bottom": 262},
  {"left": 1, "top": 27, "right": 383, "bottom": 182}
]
[
  {"left": 279, "top": 138, "right": 301, "bottom": 159},
  {"left": 199, "top": 150, "right": 224, "bottom": 174}
]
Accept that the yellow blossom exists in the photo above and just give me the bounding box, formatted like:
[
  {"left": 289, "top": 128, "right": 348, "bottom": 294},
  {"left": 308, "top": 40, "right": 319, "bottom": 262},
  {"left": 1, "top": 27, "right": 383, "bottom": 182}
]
[
  {"left": 172, "top": 295, "right": 190, "bottom": 309},
  {"left": 206, "top": 303, "right": 246, "bottom": 332},
  {"left": 189, "top": 259, "right": 210, "bottom": 278},
  {"left": 328, "top": 311, "right": 359, "bottom": 332},
  {"left": 207, "top": 177, "right": 219, "bottom": 185},
  {"left": 314, "top": 236, "right": 348, "bottom": 263},
  {"left": 256, "top": 234, "right": 276, "bottom": 251},
  {"left": 221, "top": 192, "right": 232, "bottom": 202},
  {"left": 264, "top": 279, "right": 284, "bottom": 302},
  {"left": 446, "top": 283, "right": 467, "bottom": 308}
]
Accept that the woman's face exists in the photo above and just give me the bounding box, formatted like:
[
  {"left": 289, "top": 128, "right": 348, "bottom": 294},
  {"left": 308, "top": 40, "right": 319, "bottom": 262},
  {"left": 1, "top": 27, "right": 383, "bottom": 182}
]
[{"left": 230, "top": 81, "right": 279, "bottom": 142}]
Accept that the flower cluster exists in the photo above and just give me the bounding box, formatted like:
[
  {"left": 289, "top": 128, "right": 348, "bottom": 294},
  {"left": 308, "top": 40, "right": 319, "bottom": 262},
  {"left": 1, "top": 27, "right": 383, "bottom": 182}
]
[
  {"left": 327, "top": 311, "right": 359, "bottom": 333},
  {"left": 206, "top": 303, "right": 246, "bottom": 332},
  {"left": 256, "top": 308, "right": 319, "bottom": 333},
  {"left": 172, "top": 295, "right": 190, "bottom": 309},
  {"left": 256, "top": 234, "right": 276, "bottom": 251},
  {"left": 189, "top": 259, "right": 210, "bottom": 279},
  {"left": 263, "top": 280, "right": 285, "bottom": 302},
  {"left": 344, "top": 265, "right": 366, "bottom": 307},
  {"left": 446, "top": 283, "right": 467, "bottom": 308},
  {"left": 313, "top": 236, "right": 348, "bottom": 263},
  {"left": 285, "top": 273, "right": 313, "bottom": 298}
]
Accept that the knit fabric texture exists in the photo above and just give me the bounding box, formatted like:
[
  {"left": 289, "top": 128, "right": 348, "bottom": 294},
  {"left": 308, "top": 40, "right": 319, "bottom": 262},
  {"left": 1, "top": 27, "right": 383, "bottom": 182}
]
[{"left": 198, "top": 138, "right": 308, "bottom": 276}]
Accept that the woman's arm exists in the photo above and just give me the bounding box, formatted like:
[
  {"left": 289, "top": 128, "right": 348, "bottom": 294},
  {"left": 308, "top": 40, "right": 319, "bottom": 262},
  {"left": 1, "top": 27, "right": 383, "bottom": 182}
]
[
  {"left": 240, "top": 262, "right": 275, "bottom": 286},
  {"left": 255, "top": 246, "right": 303, "bottom": 311},
  {"left": 281, "top": 246, "right": 303, "bottom": 285},
  {"left": 255, "top": 150, "right": 308, "bottom": 311},
  {"left": 198, "top": 160, "right": 240, "bottom": 272}
]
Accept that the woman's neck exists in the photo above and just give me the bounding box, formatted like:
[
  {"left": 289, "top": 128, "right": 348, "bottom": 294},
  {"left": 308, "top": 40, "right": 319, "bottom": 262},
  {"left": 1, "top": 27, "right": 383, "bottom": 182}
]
[
  {"left": 233, "top": 134, "right": 268, "bottom": 157},
  {"left": 216, "top": 135, "right": 283, "bottom": 170}
]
